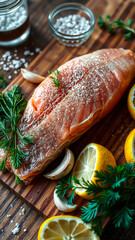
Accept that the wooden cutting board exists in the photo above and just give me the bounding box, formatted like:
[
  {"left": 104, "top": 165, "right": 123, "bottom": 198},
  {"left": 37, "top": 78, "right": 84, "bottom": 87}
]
[{"left": 0, "top": 0, "right": 135, "bottom": 225}]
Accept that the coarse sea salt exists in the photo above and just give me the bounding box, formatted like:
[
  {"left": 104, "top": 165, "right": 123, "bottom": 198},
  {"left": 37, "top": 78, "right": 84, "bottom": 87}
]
[
  {"left": 54, "top": 14, "right": 91, "bottom": 35},
  {"left": 0, "top": 6, "right": 27, "bottom": 31},
  {"left": 19, "top": 207, "right": 26, "bottom": 215},
  {"left": 0, "top": 48, "right": 41, "bottom": 76},
  {"left": 12, "top": 223, "right": 20, "bottom": 235}
]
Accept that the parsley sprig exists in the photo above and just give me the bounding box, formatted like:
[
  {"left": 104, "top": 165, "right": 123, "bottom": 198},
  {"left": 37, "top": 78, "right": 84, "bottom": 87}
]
[
  {"left": 0, "top": 74, "right": 6, "bottom": 88},
  {"left": 56, "top": 162, "right": 135, "bottom": 236},
  {"left": 98, "top": 15, "right": 135, "bottom": 40},
  {"left": 48, "top": 70, "right": 60, "bottom": 87},
  {"left": 56, "top": 174, "right": 77, "bottom": 205},
  {"left": 0, "top": 85, "right": 33, "bottom": 182}
]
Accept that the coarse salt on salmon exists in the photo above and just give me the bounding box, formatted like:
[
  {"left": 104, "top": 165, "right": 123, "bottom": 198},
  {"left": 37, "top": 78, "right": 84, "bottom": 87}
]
[{"left": 1, "top": 48, "right": 135, "bottom": 183}]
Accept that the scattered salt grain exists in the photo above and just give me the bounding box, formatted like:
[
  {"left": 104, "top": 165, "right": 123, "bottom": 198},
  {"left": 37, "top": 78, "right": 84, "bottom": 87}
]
[
  {"left": 7, "top": 214, "right": 11, "bottom": 218},
  {"left": 24, "top": 229, "right": 27, "bottom": 232},
  {"left": 8, "top": 75, "right": 12, "bottom": 79},
  {"left": 24, "top": 50, "right": 31, "bottom": 56},
  {"left": 12, "top": 223, "right": 20, "bottom": 235},
  {"left": 2, "top": 51, "right": 11, "bottom": 59},
  {"left": 21, "top": 58, "right": 26, "bottom": 63},
  {"left": 10, "top": 220, "right": 14, "bottom": 223},
  {"left": 19, "top": 206, "right": 26, "bottom": 215},
  {"left": 21, "top": 207, "right": 25, "bottom": 215},
  {"left": 24, "top": 62, "right": 28, "bottom": 68},
  {"left": 12, "top": 60, "right": 22, "bottom": 69},
  {"left": 35, "top": 48, "right": 41, "bottom": 53},
  {"left": 1, "top": 47, "right": 41, "bottom": 75}
]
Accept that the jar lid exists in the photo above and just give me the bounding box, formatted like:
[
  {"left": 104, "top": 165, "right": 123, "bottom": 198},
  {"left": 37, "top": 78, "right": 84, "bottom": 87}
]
[{"left": 0, "top": 0, "right": 23, "bottom": 14}]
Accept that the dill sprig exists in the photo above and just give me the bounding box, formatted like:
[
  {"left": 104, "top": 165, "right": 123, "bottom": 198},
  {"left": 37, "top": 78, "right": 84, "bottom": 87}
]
[
  {"left": 0, "top": 85, "right": 33, "bottom": 183},
  {"left": 56, "top": 162, "right": 135, "bottom": 236},
  {"left": 0, "top": 74, "right": 6, "bottom": 88},
  {"left": 48, "top": 70, "right": 60, "bottom": 87},
  {"left": 98, "top": 15, "right": 135, "bottom": 40},
  {"left": 15, "top": 175, "right": 22, "bottom": 184}
]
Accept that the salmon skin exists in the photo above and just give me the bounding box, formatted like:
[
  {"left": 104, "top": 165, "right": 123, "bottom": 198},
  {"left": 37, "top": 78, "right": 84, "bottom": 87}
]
[{"left": 1, "top": 48, "right": 135, "bottom": 183}]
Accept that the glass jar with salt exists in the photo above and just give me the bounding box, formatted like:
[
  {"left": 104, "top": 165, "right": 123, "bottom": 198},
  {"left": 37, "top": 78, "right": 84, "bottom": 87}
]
[{"left": 0, "top": 0, "right": 30, "bottom": 47}]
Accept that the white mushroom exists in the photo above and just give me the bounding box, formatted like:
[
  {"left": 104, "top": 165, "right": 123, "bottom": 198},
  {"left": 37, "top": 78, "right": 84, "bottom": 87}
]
[
  {"left": 44, "top": 148, "right": 74, "bottom": 180},
  {"left": 21, "top": 68, "right": 45, "bottom": 83},
  {"left": 53, "top": 189, "right": 78, "bottom": 212}
]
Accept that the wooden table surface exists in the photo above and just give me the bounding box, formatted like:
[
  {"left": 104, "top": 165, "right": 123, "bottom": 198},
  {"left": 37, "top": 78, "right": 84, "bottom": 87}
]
[{"left": 0, "top": 0, "right": 135, "bottom": 239}]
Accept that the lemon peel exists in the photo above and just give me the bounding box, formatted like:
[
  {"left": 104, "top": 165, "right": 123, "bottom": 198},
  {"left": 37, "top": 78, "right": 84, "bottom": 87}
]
[{"left": 72, "top": 143, "right": 116, "bottom": 200}]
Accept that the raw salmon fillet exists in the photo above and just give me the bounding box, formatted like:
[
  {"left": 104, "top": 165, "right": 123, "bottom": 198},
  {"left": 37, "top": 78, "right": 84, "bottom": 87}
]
[{"left": 1, "top": 48, "right": 135, "bottom": 183}]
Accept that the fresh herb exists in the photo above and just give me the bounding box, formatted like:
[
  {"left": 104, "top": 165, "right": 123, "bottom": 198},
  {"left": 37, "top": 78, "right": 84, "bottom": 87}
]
[
  {"left": 0, "top": 74, "right": 6, "bottom": 88},
  {"left": 15, "top": 175, "right": 22, "bottom": 184},
  {"left": 56, "top": 174, "right": 77, "bottom": 205},
  {"left": 56, "top": 162, "right": 135, "bottom": 236},
  {"left": 56, "top": 174, "right": 102, "bottom": 205},
  {"left": 0, "top": 85, "right": 33, "bottom": 180},
  {"left": 48, "top": 70, "right": 60, "bottom": 87},
  {"left": 98, "top": 15, "right": 135, "bottom": 40}
]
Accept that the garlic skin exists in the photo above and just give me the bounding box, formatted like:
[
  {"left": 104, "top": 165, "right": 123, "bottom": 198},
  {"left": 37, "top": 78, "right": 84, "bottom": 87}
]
[
  {"left": 54, "top": 190, "right": 77, "bottom": 212},
  {"left": 21, "top": 68, "right": 45, "bottom": 83},
  {"left": 44, "top": 148, "right": 74, "bottom": 180}
]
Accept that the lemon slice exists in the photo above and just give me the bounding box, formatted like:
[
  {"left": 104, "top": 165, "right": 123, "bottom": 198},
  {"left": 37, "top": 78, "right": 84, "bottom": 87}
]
[
  {"left": 72, "top": 143, "right": 116, "bottom": 199},
  {"left": 38, "top": 215, "right": 100, "bottom": 240},
  {"left": 124, "top": 129, "right": 135, "bottom": 164},
  {"left": 127, "top": 84, "right": 135, "bottom": 120}
]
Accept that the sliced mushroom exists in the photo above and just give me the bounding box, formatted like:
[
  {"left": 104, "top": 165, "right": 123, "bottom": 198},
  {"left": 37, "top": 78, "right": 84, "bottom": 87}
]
[
  {"left": 54, "top": 189, "right": 77, "bottom": 212},
  {"left": 21, "top": 68, "right": 45, "bottom": 83},
  {"left": 44, "top": 148, "right": 74, "bottom": 180}
]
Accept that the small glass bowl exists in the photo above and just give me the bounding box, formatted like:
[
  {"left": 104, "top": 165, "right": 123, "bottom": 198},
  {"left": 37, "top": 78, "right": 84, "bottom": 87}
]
[{"left": 48, "top": 2, "right": 95, "bottom": 47}]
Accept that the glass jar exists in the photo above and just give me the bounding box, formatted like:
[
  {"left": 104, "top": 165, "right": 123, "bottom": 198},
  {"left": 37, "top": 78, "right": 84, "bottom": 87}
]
[{"left": 0, "top": 0, "right": 30, "bottom": 47}]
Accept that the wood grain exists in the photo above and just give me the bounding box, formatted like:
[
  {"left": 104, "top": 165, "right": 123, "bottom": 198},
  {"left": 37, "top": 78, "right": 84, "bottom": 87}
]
[
  {"left": 0, "top": 182, "right": 44, "bottom": 240},
  {"left": 0, "top": 0, "right": 135, "bottom": 227}
]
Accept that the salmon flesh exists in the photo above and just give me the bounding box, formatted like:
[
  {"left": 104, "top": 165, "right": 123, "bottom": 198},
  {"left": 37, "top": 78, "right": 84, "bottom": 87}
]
[{"left": 1, "top": 48, "right": 135, "bottom": 183}]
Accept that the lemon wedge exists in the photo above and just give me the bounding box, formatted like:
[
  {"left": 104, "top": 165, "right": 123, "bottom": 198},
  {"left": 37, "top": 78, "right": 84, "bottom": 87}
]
[
  {"left": 38, "top": 215, "right": 100, "bottom": 240},
  {"left": 124, "top": 129, "right": 135, "bottom": 164},
  {"left": 72, "top": 143, "right": 116, "bottom": 199},
  {"left": 127, "top": 84, "right": 135, "bottom": 120}
]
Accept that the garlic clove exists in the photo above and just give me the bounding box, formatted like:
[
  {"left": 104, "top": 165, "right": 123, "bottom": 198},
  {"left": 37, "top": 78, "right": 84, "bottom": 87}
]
[
  {"left": 44, "top": 148, "right": 74, "bottom": 180},
  {"left": 21, "top": 68, "right": 45, "bottom": 83},
  {"left": 53, "top": 189, "right": 77, "bottom": 212}
]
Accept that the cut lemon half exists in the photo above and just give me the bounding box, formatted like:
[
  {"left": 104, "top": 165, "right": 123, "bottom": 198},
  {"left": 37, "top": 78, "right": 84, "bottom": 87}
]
[
  {"left": 38, "top": 215, "right": 100, "bottom": 240},
  {"left": 72, "top": 143, "right": 116, "bottom": 199},
  {"left": 124, "top": 129, "right": 135, "bottom": 164},
  {"left": 127, "top": 84, "right": 135, "bottom": 120}
]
